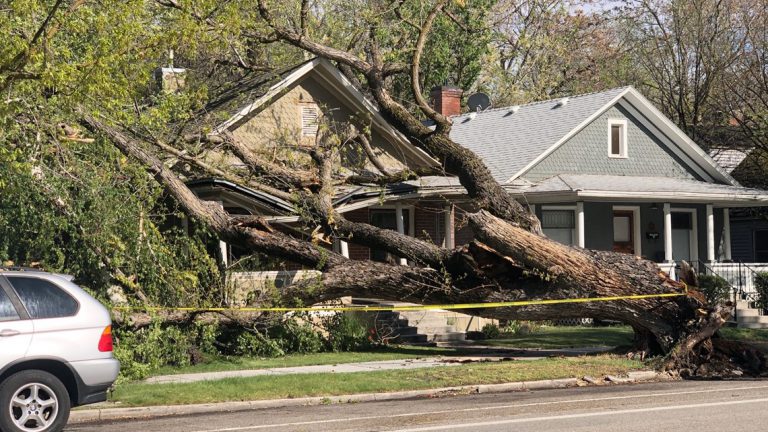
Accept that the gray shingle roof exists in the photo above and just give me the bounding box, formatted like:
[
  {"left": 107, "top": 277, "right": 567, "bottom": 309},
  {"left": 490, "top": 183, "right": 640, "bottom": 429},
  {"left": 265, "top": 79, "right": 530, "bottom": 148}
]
[
  {"left": 708, "top": 148, "right": 752, "bottom": 174},
  {"left": 449, "top": 87, "right": 630, "bottom": 183}
]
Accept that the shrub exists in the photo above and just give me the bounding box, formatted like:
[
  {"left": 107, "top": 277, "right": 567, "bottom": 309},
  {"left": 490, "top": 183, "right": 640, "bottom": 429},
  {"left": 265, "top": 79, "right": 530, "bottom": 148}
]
[
  {"left": 697, "top": 274, "right": 732, "bottom": 305},
  {"left": 113, "top": 321, "right": 208, "bottom": 383},
  {"left": 324, "top": 313, "right": 371, "bottom": 352},
  {"left": 499, "top": 320, "right": 541, "bottom": 336},
  {"left": 269, "top": 318, "right": 325, "bottom": 354},
  {"left": 481, "top": 323, "right": 500, "bottom": 339},
  {"left": 233, "top": 330, "right": 285, "bottom": 357},
  {"left": 755, "top": 272, "right": 768, "bottom": 311}
]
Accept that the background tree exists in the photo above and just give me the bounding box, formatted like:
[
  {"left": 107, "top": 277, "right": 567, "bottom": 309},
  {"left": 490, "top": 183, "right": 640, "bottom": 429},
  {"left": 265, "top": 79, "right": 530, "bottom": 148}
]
[
  {"left": 479, "top": 0, "right": 629, "bottom": 105},
  {"left": 616, "top": 0, "right": 754, "bottom": 148}
]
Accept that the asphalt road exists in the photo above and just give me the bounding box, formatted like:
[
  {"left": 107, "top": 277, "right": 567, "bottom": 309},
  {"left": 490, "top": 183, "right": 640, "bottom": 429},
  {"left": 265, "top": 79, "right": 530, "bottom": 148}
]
[{"left": 66, "top": 380, "right": 768, "bottom": 432}]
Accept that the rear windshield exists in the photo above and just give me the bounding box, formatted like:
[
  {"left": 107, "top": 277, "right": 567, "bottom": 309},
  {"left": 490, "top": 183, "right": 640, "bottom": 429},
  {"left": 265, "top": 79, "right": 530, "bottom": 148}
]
[{"left": 6, "top": 276, "right": 79, "bottom": 319}]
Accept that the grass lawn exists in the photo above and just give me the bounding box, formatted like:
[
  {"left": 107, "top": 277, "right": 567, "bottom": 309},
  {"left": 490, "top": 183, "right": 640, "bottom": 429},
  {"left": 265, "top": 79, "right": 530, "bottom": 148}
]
[
  {"left": 718, "top": 327, "right": 768, "bottom": 353},
  {"left": 153, "top": 345, "right": 472, "bottom": 376},
  {"left": 113, "top": 355, "right": 644, "bottom": 407},
  {"left": 484, "top": 326, "right": 634, "bottom": 349},
  {"left": 719, "top": 327, "right": 768, "bottom": 341},
  {"left": 152, "top": 326, "right": 637, "bottom": 377}
]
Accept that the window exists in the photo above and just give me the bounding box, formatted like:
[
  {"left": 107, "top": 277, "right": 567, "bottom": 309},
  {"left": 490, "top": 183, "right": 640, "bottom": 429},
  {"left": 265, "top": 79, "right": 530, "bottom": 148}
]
[
  {"left": 369, "top": 209, "right": 411, "bottom": 262},
  {"left": 300, "top": 104, "right": 319, "bottom": 137},
  {"left": 672, "top": 212, "right": 692, "bottom": 230},
  {"left": 541, "top": 209, "right": 575, "bottom": 246},
  {"left": 7, "top": 277, "right": 78, "bottom": 319},
  {"left": 756, "top": 230, "right": 768, "bottom": 262},
  {"left": 0, "top": 287, "right": 19, "bottom": 322},
  {"left": 608, "top": 119, "right": 627, "bottom": 158}
]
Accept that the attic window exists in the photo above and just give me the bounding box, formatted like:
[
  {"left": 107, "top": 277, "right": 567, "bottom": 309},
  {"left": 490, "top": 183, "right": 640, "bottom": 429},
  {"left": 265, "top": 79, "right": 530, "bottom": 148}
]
[
  {"left": 300, "top": 104, "right": 319, "bottom": 137},
  {"left": 608, "top": 119, "right": 628, "bottom": 158}
]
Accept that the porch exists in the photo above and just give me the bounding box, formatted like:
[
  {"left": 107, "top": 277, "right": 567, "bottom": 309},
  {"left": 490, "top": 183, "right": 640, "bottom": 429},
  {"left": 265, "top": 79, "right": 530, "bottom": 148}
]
[{"left": 529, "top": 201, "right": 733, "bottom": 265}]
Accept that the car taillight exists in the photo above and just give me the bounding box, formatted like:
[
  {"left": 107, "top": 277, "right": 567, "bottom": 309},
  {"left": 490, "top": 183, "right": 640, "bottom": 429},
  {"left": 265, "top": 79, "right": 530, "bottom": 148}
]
[{"left": 98, "top": 325, "right": 113, "bottom": 352}]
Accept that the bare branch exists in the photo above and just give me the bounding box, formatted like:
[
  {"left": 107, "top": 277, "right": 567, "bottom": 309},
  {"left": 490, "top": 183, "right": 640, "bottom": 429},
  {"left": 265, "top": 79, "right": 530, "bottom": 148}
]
[{"left": 410, "top": 0, "right": 452, "bottom": 129}]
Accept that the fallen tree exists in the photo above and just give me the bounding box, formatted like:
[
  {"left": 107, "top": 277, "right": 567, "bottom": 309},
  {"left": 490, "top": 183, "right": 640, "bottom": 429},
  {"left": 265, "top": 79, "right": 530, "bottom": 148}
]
[{"left": 83, "top": 0, "right": 765, "bottom": 377}]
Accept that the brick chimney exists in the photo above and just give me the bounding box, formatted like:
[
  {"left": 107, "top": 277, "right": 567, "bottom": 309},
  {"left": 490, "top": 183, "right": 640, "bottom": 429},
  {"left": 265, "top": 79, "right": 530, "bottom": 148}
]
[{"left": 430, "top": 86, "right": 463, "bottom": 117}]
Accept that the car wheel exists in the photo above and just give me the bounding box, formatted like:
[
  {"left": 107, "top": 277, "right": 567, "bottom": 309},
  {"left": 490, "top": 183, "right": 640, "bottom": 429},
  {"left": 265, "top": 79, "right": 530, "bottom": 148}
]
[{"left": 0, "top": 370, "right": 70, "bottom": 432}]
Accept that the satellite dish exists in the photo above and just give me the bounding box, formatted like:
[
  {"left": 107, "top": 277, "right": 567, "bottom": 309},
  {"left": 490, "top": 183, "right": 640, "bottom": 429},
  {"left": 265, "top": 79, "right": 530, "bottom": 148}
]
[{"left": 467, "top": 92, "right": 492, "bottom": 112}]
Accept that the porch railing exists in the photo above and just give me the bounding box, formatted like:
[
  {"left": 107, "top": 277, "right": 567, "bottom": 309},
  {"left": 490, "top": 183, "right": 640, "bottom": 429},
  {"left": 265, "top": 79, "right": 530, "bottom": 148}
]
[{"left": 691, "top": 261, "right": 768, "bottom": 321}]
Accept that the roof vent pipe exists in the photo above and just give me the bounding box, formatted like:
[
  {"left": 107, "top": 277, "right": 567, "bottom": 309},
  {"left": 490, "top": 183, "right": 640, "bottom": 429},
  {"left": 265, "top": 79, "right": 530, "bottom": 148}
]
[
  {"left": 508, "top": 105, "right": 520, "bottom": 114},
  {"left": 556, "top": 97, "right": 570, "bottom": 108}
]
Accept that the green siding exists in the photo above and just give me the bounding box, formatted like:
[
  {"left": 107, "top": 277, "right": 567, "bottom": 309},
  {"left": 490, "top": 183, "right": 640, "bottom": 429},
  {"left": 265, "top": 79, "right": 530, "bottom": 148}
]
[{"left": 524, "top": 104, "right": 701, "bottom": 182}]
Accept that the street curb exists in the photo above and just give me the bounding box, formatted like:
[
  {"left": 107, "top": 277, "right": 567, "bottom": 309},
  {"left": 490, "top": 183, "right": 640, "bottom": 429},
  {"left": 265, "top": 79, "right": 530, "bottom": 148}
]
[{"left": 70, "top": 371, "right": 672, "bottom": 424}]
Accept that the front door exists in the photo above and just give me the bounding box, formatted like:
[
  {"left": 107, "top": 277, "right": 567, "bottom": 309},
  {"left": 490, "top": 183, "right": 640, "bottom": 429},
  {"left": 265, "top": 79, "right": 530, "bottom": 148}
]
[
  {"left": 671, "top": 212, "right": 692, "bottom": 262},
  {"left": 612, "top": 210, "right": 635, "bottom": 254}
]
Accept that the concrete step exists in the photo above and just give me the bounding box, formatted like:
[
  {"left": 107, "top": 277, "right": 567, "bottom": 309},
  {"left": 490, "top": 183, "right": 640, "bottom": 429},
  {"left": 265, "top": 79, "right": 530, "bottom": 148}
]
[
  {"left": 414, "top": 325, "right": 458, "bottom": 334},
  {"left": 431, "top": 332, "right": 467, "bottom": 342},
  {"left": 352, "top": 300, "right": 468, "bottom": 346},
  {"left": 375, "top": 318, "right": 410, "bottom": 327},
  {"left": 736, "top": 315, "right": 768, "bottom": 324},
  {"left": 736, "top": 309, "right": 763, "bottom": 317},
  {"left": 389, "top": 326, "right": 419, "bottom": 336},
  {"left": 395, "top": 333, "right": 430, "bottom": 344}
]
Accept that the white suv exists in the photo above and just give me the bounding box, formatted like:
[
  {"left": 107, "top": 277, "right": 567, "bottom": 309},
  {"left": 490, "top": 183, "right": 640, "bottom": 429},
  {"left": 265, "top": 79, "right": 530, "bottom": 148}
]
[{"left": 0, "top": 269, "right": 120, "bottom": 432}]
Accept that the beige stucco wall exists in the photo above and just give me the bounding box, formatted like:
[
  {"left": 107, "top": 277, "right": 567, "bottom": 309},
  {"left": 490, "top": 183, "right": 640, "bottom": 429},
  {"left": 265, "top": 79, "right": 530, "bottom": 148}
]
[{"left": 228, "top": 75, "right": 416, "bottom": 173}]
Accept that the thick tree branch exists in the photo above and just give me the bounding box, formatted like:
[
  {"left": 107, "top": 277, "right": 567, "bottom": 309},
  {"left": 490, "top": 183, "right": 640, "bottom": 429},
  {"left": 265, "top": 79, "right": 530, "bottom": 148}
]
[
  {"left": 257, "top": 0, "right": 373, "bottom": 74},
  {"left": 83, "top": 115, "right": 345, "bottom": 270},
  {"left": 153, "top": 134, "right": 294, "bottom": 201},
  {"left": 215, "top": 131, "right": 314, "bottom": 190}
]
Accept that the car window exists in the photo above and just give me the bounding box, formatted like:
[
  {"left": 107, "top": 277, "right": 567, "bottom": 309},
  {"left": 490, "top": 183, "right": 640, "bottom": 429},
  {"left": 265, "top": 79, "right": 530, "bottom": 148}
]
[
  {"left": 6, "top": 276, "right": 79, "bottom": 319},
  {"left": 0, "top": 287, "right": 19, "bottom": 322}
]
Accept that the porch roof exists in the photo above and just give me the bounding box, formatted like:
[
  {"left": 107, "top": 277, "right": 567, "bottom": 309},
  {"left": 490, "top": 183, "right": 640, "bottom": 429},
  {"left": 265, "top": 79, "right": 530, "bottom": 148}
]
[{"left": 506, "top": 174, "right": 768, "bottom": 207}]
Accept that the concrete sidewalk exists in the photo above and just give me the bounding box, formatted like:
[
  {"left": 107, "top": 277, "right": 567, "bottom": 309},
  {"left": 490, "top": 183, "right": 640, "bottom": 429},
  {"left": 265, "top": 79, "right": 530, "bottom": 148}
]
[{"left": 144, "top": 346, "right": 612, "bottom": 385}]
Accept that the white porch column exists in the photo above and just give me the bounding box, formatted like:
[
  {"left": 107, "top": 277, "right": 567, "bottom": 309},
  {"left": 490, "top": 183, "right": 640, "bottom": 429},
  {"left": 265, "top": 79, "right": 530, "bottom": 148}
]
[
  {"left": 575, "top": 201, "right": 585, "bottom": 248},
  {"left": 395, "top": 203, "right": 407, "bottom": 265},
  {"left": 663, "top": 203, "right": 673, "bottom": 262},
  {"left": 723, "top": 208, "right": 732, "bottom": 261},
  {"left": 443, "top": 205, "right": 455, "bottom": 249},
  {"left": 339, "top": 240, "right": 350, "bottom": 259},
  {"left": 706, "top": 204, "right": 715, "bottom": 263},
  {"left": 215, "top": 201, "right": 228, "bottom": 267}
]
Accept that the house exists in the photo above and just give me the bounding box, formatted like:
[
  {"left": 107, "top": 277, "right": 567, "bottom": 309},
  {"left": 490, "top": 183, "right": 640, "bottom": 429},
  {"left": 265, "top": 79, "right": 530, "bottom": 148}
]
[
  {"left": 187, "top": 58, "right": 768, "bottom": 329},
  {"left": 709, "top": 147, "right": 768, "bottom": 263},
  {"left": 444, "top": 87, "right": 768, "bottom": 268}
]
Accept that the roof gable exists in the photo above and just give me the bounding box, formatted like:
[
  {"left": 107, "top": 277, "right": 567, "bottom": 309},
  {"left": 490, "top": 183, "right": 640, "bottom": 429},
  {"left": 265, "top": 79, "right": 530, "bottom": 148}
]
[
  {"left": 449, "top": 87, "right": 629, "bottom": 183},
  {"left": 214, "top": 58, "right": 436, "bottom": 168},
  {"left": 449, "top": 86, "right": 737, "bottom": 186}
]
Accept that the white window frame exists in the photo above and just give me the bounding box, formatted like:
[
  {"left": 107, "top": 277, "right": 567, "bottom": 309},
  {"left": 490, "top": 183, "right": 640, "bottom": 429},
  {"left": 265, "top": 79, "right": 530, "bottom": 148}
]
[
  {"left": 612, "top": 205, "right": 642, "bottom": 257},
  {"left": 541, "top": 205, "right": 576, "bottom": 246},
  {"left": 607, "top": 118, "right": 628, "bottom": 159}
]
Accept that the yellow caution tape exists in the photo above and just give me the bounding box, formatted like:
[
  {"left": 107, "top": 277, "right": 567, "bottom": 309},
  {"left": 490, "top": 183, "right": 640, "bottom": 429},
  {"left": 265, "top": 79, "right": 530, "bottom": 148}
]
[{"left": 113, "top": 290, "right": 688, "bottom": 313}]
